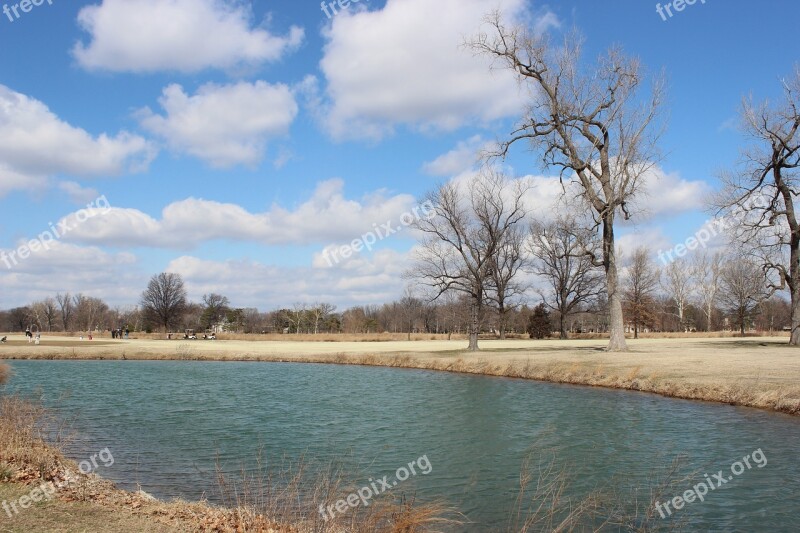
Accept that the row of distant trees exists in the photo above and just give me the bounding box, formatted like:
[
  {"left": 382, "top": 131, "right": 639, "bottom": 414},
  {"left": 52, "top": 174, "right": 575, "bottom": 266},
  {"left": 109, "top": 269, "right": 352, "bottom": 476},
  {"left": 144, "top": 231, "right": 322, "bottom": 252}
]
[{"left": 0, "top": 252, "right": 791, "bottom": 338}]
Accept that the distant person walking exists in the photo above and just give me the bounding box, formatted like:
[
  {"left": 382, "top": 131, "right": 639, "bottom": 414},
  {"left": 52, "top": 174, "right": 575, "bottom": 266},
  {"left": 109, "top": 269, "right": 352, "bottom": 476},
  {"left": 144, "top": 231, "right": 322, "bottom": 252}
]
[{"left": 25, "top": 326, "right": 32, "bottom": 343}]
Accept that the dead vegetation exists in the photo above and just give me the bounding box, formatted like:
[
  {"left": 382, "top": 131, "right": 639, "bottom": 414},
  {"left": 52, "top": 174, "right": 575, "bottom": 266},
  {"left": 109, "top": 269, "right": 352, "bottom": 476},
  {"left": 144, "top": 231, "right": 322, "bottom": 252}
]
[{"left": 0, "top": 361, "right": 9, "bottom": 385}]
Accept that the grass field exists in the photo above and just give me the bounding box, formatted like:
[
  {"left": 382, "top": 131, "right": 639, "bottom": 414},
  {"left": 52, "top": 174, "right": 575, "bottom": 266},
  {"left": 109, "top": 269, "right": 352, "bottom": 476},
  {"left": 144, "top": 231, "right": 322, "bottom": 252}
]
[{"left": 1, "top": 334, "right": 799, "bottom": 415}]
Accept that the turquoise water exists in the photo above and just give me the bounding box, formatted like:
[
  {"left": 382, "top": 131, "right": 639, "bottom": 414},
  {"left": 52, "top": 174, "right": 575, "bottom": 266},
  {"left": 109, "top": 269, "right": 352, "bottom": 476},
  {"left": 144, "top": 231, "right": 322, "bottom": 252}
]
[{"left": 3, "top": 360, "right": 799, "bottom": 531}]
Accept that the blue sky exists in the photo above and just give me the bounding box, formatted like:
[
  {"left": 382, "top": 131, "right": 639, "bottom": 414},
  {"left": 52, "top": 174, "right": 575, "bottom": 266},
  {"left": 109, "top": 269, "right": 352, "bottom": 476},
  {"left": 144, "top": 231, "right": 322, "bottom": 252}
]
[{"left": 0, "top": 0, "right": 798, "bottom": 309}]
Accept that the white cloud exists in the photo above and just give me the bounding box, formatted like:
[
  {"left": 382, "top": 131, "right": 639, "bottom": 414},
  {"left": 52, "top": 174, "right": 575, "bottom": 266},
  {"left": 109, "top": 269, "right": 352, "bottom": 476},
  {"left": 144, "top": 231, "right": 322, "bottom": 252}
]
[
  {"left": 635, "top": 167, "right": 712, "bottom": 219},
  {"left": 167, "top": 249, "right": 409, "bottom": 308},
  {"left": 138, "top": 81, "right": 298, "bottom": 168},
  {"left": 0, "top": 85, "right": 155, "bottom": 197},
  {"left": 616, "top": 228, "right": 672, "bottom": 259},
  {"left": 422, "top": 135, "right": 490, "bottom": 176},
  {"left": 0, "top": 165, "right": 46, "bottom": 198},
  {"left": 314, "top": 0, "right": 548, "bottom": 140},
  {"left": 61, "top": 179, "right": 420, "bottom": 248},
  {"left": 73, "top": 0, "right": 304, "bottom": 73},
  {"left": 0, "top": 242, "right": 142, "bottom": 306},
  {"left": 59, "top": 181, "right": 100, "bottom": 204}
]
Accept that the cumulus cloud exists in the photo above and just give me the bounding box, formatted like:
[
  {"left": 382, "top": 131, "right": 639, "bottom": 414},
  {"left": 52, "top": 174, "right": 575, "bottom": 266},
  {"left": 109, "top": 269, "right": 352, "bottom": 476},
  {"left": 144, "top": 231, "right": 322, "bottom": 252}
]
[
  {"left": 59, "top": 181, "right": 100, "bottom": 204},
  {"left": 422, "top": 136, "right": 491, "bottom": 176},
  {"left": 634, "top": 167, "right": 713, "bottom": 219},
  {"left": 73, "top": 0, "right": 304, "bottom": 73},
  {"left": 0, "top": 85, "right": 156, "bottom": 197},
  {"left": 61, "top": 179, "right": 420, "bottom": 248},
  {"left": 0, "top": 241, "right": 142, "bottom": 306},
  {"left": 313, "top": 0, "right": 550, "bottom": 140},
  {"left": 138, "top": 81, "right": 298, "bottom": 168},
  {"left": 168, "top": 248, "right": 409, "bottom": 308}
]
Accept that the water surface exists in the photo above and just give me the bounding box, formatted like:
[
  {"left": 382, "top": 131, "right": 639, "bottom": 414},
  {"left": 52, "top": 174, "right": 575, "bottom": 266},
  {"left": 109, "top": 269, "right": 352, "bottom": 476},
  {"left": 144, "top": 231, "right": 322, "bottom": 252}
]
[{"left": 4, "top": 360, "right": 799, "bottom": 531}]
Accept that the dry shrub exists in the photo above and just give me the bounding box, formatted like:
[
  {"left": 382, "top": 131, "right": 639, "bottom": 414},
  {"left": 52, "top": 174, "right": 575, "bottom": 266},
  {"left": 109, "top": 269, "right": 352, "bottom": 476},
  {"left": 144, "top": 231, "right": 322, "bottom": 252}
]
[
  {"left": 215, "top": 453, "right": 457, "bottom": 532},
  {"left": 0, "top": 362, "right": 10, "bottom": 385},
  {"left": 510, "top": 446, "right": 690, "bottom": 532},
  {"left": 0, "top": 394, "right": 66, "bottom": 482}
]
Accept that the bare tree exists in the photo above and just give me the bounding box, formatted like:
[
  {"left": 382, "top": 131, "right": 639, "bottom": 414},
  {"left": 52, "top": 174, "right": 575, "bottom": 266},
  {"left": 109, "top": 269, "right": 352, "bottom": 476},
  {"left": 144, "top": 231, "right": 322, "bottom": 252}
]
[
  {"left": 140, "top": 273, "right": 188, "bottom": 333},
  {"left": 720, "top": 259, "right": 769, "bottom": 335},
  {"left": 471, "top": 18, "right": 664, "bottom": 351},
  {"left": 622, "top": 248, "right": 661, "bottom": 339},
  {"left": 716, "top": 68, "right": 800, "bottom": 344},
  {"left": 56, "top": 292, "right": 73, "bottom": 332},
  {"left": 30, "top": 298, "right": 57, "bottom": 332},
  {"left": 399, "top": 288, "right": 424, "bottom": 341},
  {"left": 8, "top": 307, "right": 31, "bottom": 331},
  {"left": 692, "top": 251, "right": 724, "bottom": 331},
  {"left": 485, "top": 225, "right": 526, "bottom": 339},
  {"left": 309, "top": 302, "right": 336, "bottom": 334},
  {"left": 661, "top": 258, "right": 693, "bottom": 331},
  {"left": 72, "top": 294, "right": 108, "bottom": 332},
  {"left": 289, "top": 303, "right": 307, "bottom": 334},
  {"left": 409, "top": 169, "right": 529, "bottom": 351},
  {"left": 529, "top": 216, "right": 604, "bottom": 339}
]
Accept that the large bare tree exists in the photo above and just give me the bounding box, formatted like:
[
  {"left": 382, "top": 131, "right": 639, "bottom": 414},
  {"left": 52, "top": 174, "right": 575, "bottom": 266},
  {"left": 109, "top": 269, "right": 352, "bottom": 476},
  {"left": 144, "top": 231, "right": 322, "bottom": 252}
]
[
  {"left": 140, "top": 273, "right": 187, "bottom": 333},
  {"left": 472, "top": 17, "right": 664, "bottom": 351},
  {"left": 717, "top": 68, "right": 800, "bottom": 344},
  {"left": 410, "top": 169, "right": 529, "bottom": 351},
  {"left": 529, "top": 216, "right": 604, "bottom": 339}
]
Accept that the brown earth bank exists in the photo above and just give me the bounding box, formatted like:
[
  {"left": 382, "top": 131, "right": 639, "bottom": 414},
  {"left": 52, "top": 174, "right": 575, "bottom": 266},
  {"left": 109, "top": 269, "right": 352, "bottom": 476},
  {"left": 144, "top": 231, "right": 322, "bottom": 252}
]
[{"left": 1, "top": 335, "right": 799, "bottom": 416}]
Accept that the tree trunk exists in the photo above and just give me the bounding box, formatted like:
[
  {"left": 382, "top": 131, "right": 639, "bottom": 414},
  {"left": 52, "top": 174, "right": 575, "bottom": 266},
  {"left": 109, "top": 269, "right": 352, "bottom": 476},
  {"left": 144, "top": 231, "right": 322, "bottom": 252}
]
[
  {"left": 498, "top": 303, "right": 506, "bottom": 340},
  {"left": 468, "top": 296, "right": 480, "bottom": 351},
  {"left": 634, "top": 323, "right": 639, "bottom": 339},
  {"left": 559, "top": 311, "right": 567, "bottom": 339},
  {"left": 791, "top": 281, "right": 800, "bottom": 345},
  {"left": 790, "top": 236, "right": 800, "bottom": 345},
  {"left": 604, "top": 217, "right": 628, "bottom": 351}
]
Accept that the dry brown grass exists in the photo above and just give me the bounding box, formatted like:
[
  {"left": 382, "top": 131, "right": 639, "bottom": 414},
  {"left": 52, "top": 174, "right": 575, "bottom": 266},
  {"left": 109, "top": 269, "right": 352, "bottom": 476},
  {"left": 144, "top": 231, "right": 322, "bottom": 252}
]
[
  {"left": 215, "top": 454, "right": 457, "bottom": 532},
  {"left": 0, "top": 395, "right": 66, "bottom": 483},
  {"left": 0, "top": 361, "right": 9, "bottom": 385},
  {"left": 569, "top": 330, "right": 789, "bottom": 340}
]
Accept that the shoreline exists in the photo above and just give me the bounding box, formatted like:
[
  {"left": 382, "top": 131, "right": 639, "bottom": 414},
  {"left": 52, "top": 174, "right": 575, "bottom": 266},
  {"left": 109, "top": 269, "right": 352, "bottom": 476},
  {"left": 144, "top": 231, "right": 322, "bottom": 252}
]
[{"left": 2, "top": 335, "right": 799, "bottom": 416}]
